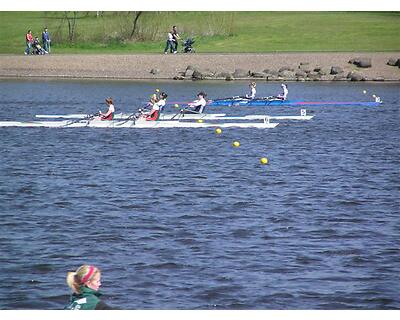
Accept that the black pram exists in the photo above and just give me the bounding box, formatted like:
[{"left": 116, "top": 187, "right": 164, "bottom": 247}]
[
  {"left": 33, "top": 40, "right": 47, "bottom": 55},
  {"left": 183, "top": 38, "right": 195, "bottom": 53}
]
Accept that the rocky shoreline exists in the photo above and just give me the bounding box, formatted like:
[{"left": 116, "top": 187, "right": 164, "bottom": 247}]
[{"left": 0, "top": 53, "right": 399, "bottom": 82}]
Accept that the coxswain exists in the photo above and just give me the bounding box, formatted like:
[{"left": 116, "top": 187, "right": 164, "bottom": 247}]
[
  {"left": 245, "top": 82, "right": 257, "bottom": 99},
  {"left": 65, "top": 265, "right": 113, "bottom": 310},
  {"left": 99, "top": 97, "right": 115, "bottom": 120},
  {"left": 145, "top": 92, "right": 167, "bottom": 121},
  {"left": 276, "top": 84, "right": 288, "bottom": 100},
  {"left": 184, "top": 92, "right": 207, "bottom": 114}
]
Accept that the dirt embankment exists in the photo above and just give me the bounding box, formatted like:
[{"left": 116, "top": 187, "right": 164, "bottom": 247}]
[{"left": 0, "top": 53, "right": 399, "bottom": 81}]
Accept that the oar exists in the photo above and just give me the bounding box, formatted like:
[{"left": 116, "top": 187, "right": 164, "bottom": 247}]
[
  {"left": 115, "top": 109, "right": 144, "bottom": 126},
  {"left": 63, "top": 112, "right": 98, "bottom": 127},
  {"left": 170, "top": 107, "right": 185, "bottom": 120}
]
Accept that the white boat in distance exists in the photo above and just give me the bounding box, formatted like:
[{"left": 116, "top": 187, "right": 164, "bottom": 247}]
[{"left": 0, "top": 118, "right": 279, "bottom": 129}]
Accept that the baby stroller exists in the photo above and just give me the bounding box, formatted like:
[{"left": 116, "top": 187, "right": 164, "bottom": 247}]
[
  {"left": 33, "top": 40, "right": 47, "bottom": 55},
  {"left": 183, "top": 38, "right": 195, "bottom": 53}
]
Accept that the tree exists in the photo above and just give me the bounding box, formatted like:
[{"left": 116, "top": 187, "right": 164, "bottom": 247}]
[
  {"left": 63, "top": 11, "right": 78, "bottom": 42},
  {"left": 130, "top": 11, "right": 143, "bottom": 39}
]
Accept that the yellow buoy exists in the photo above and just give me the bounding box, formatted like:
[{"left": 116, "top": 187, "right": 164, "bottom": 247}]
[
  {"left": 215, "top": 128, "right": 222, "bottom": 134},
  {"left": 174, "top": 104, "right": 179, "bottom": 108},
  {"left": 260, "top": 157, "right": 269, "bottom": 165},
  {"left": 363, "top": 90, "right": 367, "bottom": 94},
  {"left": 197, "top": 119, "right": 204, "bottom": 123},
  {"left": 232, "top": 141, "right": 240, "bottom": 147},
  {"left": 156, "top": 88, "right": 160, "bottom": 92}
]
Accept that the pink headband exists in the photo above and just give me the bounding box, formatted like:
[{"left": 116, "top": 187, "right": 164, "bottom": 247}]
[{"left": 81, "top": 266, "right": 95, "bottom": 284}]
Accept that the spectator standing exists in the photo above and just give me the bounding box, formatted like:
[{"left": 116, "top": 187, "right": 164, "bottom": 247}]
[
  {"left": 164, "top": 30, "right": 175, "bottom": 54},
  {"left": 24, "top": 30, "right": 33, "bottom": 55},
  {"left": 42, "top": 27, "right": 51, "bottom": 53},
  {"left": 172, "top": 26, "right": 180, "bottom": 53}
]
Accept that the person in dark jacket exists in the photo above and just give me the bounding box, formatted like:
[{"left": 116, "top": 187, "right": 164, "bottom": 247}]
[
  {"left": 65, "top": 264, "right": 113, "bottom": 310},
  {"left": 41, "top": 27, "right": 51, "bottom": 53},
  {"left": 171, "top": 25, "right": 180, "bottom": 53}
]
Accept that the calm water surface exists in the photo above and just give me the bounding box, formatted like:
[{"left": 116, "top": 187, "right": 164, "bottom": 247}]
[{"left": 0, "top": 80, "right": 399, "bottom": 309}]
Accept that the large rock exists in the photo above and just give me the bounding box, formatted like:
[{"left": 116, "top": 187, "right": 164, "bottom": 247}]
[
  {"left": 295, "top": 70, "right": 307, "bottom": 78},
  {"left": 307, "top": 72, "right": 321, "bottom": 81},
  {"left": 216, "top": 72, "right": 232, "bottom": 78},
  {"left": 233, "top": 69, "right": 249, "bottom": 78},
  {"left": 266, "top": 75, "right": 280, "bottom": 81},
  {"left": 278, "top": 66, "right": 295, "bottom": 72},
  {"left": 192, "top": 70, "right": 203, "bottom": 80},
  {"left": 264, "top": 69, "right": 279, "bottom": 76},
  {"left": 320, "top": 75, "right": 334, "bottom": 81},
  {"left": 333, "top": 74, "right": 347, "bottom": 81},
  {"left": 186, "top": 65, "right": 196, "bottom": 71},
  {"left": 348, "top": 57, "right": 360, "bottom": 65},
  {"left": 184, "top": 69, "right": 194, "bottom": 77},
  {"left": 149, "top": 68, "right": 160, "bottom": 75},
  {"left": 347, "top": 71, "right": 365, "bottom": 81},
  {"left": 317, "top": 68, "right": 329, "bottom": 76},
  {"left": 357, "top": 58, "right": 372, "bottom": 68},
  {"left": 349, "top": 57, "right": 372, "bottom": 68},
  {"left": 299, "top": 64, "right": 313, "bottom": 73},
  {"left": 330, "top": 66, "right": 344, "bottom": 75},
  {"left": 225, "top": 75, "right": 234, "bottom": 81},
  {"left": 202, "top": 69, "right": 215, "bottom": 77},
  {"left": 387, "top": 58, "right": 400, "bottom": 66},
  {"left": 279, "top": 70, "right": 296, "bottom": 79},
  {"left": 251, "top": 71, "right": 266, "bottom": 78}
]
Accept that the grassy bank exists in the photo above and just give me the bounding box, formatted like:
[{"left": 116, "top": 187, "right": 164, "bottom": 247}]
[{"left": 0, "top": 11, "right": 399, "bottom": 54}]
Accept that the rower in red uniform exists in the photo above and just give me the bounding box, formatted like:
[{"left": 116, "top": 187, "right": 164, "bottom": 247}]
[
  {"left": 99, "top": 98, "right": 115, "bottom": 120},
  {"left": 145, "top": 92, "right": 167, "bottom": 121}
]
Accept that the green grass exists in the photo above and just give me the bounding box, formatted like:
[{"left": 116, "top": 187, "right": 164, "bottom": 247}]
[{"left": 0, "top": 11, "right": 399, "bottom": 54}]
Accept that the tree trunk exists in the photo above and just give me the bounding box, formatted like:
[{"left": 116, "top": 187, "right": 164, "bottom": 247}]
[{"left": 130, "top": 11, "right": 143, "bottom": 39}]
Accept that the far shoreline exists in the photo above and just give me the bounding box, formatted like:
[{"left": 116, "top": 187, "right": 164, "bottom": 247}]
[{"left": 0, "top": 53, "right": 399, "bottom": 82}]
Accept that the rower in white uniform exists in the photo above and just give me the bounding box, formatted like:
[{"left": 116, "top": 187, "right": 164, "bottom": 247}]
[
  {"left": 245, "top": 82, "right": 257, "bottom": 99},
  {"left": 184, "top": 92, "right": 207, "bottom": 114},
  {"left": 99, "top": 97, "right": 115, "bottom": 120},
  {"left": 276, "top": 83, "right": 288, "bottom": 100}
]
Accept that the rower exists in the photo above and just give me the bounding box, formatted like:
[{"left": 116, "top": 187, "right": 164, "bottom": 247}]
[
  {"left": 146, "top": 90, "right": 160, "bottom": 109},
  {"left": 184, "top": 92, "right": 207, "bottom": 114},
  {"left": 276, "top": 83, "right": 288, "bottom": 101},
  {"left": 99, "top": 98, "right": 115, "bottom": 120},
  {"left": 145, "top": 92, "right": 167, "bottom": 121},
  {"left": 245, "top": 82, "right": 257, "bottom": 99}
]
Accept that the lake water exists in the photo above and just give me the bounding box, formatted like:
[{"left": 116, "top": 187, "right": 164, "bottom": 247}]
[{"left": 0, "top": 79, "right": 399, "bottom": 309}]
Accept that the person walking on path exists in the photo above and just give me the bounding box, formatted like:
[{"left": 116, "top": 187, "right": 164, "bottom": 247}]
[
  {"left": 164, "top": 29, "right": 175, "bottom": 54},
  {"left": 65, "top": 264, "right": 113, "bottom": 310},
  {"left": 172, "top": 26, "right": 181, "bottom": 53},
  {"left": 24, "top": 30, "right": 33, "bottom": 55},
  {"left": 41, "top": 27, "right": 51, "bottom": 53}
]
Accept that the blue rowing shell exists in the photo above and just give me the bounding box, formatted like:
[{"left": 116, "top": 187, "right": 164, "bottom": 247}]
[{"left": 208, "top": 99, "right": 381, "bottom": 107}]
